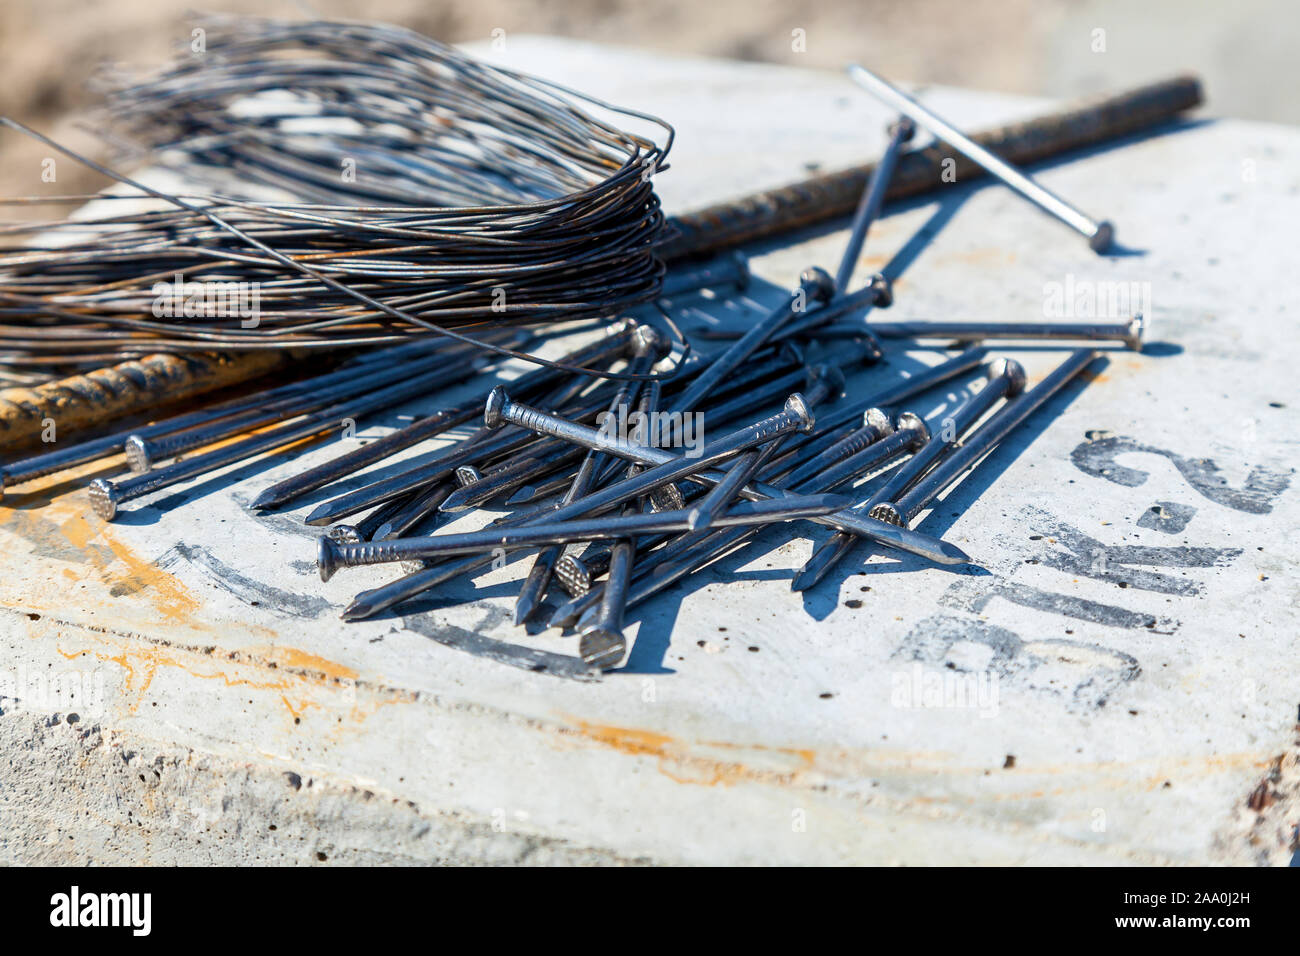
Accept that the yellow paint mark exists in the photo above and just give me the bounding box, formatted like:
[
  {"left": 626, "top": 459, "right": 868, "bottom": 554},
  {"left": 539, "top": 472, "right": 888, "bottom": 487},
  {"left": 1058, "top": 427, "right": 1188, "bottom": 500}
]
[
  {"left": 2, "top": 491, "right": 200, "bottom": 626},
  {"left": 98, "top": 528, "right": 201, "bottom": 622}
]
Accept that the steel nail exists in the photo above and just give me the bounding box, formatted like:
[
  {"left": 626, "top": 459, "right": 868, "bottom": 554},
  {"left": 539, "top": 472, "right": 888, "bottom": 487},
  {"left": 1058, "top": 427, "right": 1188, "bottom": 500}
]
[
  {"left": 875, "top": 349, "right": 1100, "bottom": 526},
  {"left": 852, "top": 316, "right": 1145, "bottom": 351},
  {"left": 781, "top": 407, "right": 893, "bottom": 489},
  {"left": 848, "top": 64, "right": 1115, "bottom": 252},
  {"left": 578, "top": 514, "right": 636, "bottom": 668},
  {"left": 835, "top": 115, "right": 915, "bottom": 293},
  {"left": 513, "top": 330, "right": 666, "bottom": 624},
  {"left": 123, "top": 356, "right": 447, "bottom": 473},
  {"left": 552, "top": 416, "right": 899, "bottom": 626},
  {"left": 671, "top": 266, "right": 836, "bottom": 413},
  {"left": 88, "top": 354, "right": 481, "bottom": 520},
  {"left": 873, "top": 359, "right": 1027, "bottom": 503},
  {"left": 1, "top": 349, "right": 399, "bottom": 494},
  {"left": 302, "top": 392, "right": 610, "bottom": 526},
  {"left": 317, "top": 494, "right": 849, "bottom": 580},
  {"left": 481, "top": 388, "right": 969, "bottom": 566},
  {"left": 566, "top": 411, "right": 917, "bottom": 627},
  {"left": 791, "top": 360, "right": 1027, "bottom": 591},
  {"left": 249, "top": 321, "right": 638, "bottom": 510}
]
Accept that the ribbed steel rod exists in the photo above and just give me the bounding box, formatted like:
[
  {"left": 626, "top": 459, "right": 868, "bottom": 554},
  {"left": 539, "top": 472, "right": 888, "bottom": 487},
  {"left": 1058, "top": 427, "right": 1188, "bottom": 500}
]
[{"left": 663, "top": 74, "right": 1200, "bottom": 259}]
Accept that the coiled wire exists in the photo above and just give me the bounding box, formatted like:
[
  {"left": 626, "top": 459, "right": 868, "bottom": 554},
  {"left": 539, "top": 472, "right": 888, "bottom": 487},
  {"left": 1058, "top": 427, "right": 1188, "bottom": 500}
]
[{"left": 0, "top": 17, "right": 675, "bottom": 371}]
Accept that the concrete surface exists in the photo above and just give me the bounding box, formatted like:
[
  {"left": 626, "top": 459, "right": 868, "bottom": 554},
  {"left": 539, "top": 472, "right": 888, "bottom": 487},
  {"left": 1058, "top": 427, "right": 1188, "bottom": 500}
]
[{"left": 0, "top": 38, "right": 1297, "bottom": 865}]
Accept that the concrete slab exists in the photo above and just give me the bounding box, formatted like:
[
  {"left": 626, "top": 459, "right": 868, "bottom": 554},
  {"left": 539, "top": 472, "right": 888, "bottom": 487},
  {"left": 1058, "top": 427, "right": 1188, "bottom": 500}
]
[{"left": 1, "top": 37, "right": 1296, "bottom": 865}]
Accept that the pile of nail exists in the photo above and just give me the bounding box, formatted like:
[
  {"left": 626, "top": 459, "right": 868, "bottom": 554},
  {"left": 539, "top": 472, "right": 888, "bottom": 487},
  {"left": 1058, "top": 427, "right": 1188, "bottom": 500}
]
[{"left": 0, "top": 58, "right": 1150, "bottom": 671}]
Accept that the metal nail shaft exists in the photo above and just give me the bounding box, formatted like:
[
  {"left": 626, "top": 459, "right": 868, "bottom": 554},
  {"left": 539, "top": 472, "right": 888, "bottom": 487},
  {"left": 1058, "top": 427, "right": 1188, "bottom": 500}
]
[
  {"left": 878, "top": 349, "right": 1100, "bottom": 526},
  {"left": 671, "top": 267, "right": 835, "bottom": 413},
  {"left": 89, "top": 354, "right": 482, "bottom": 520},
  {"left": 847, "top": 64, "right": 1115, "bottom": 252},
  {"left": 793, "top": 360, "right": 1026, "bottom": 590},
  {"left": 850, "top": 317, "right": 1144, "bottom": 351},
  {"left": 835, "top": 116, "right": 914, "bottom": 292},
  {"left": 486, "top": 389, "right": 970, "bottom": 566},
  {"left": 250, "top": 321, "right": 639, "bottom": 510},
  {"left": 318, "top": 494, "right": 848, "bottom": 579}
]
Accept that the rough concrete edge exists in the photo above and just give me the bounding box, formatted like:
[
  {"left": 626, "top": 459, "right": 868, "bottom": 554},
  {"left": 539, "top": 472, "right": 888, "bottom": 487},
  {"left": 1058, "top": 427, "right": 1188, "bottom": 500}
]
[
  {"left": 0, "top": 709, "right": 658, "bottom": 866},
  {"left": 1210, "top": 721, "right": 1300, "bottom": 866}
]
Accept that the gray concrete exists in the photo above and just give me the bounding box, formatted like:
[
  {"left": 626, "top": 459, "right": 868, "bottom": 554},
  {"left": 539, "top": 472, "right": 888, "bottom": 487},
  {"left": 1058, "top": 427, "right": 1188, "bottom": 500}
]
[{"left": 0, "top": 38, "right": 1296, "bottom": 865}]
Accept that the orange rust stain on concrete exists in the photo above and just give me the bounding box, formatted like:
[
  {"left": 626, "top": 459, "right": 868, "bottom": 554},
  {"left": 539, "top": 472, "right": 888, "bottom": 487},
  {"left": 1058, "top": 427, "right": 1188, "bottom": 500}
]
[
  {"left": 559, "top": 718, "right": 815, "bottom": 788},
  {"left": 56, "top": 635, "right": 392, "bottom": 724},
  {"left": 825, "top": 748, "right": 1274, "bottom": 806},
  {"left": 942, "top": 247, "right": 1016, "bottom": 268},
  {"left": 1078, "top": 368, "right": 1110, "bottom": 384},
  {"left": 264, "top": 646, "right": 359, "bottom": 683}
]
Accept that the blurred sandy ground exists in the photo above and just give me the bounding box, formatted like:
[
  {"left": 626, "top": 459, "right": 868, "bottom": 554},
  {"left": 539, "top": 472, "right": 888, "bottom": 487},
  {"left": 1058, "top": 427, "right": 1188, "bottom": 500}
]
[{"left": 0, "top": 0, "right": 1293, "bottom": 210}]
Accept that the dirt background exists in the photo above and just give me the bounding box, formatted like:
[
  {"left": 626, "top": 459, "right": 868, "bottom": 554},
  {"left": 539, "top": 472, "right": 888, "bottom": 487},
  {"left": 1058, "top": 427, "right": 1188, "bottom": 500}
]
[{"left": 1, "top": 0, "right": 1292, "bottom": 206}]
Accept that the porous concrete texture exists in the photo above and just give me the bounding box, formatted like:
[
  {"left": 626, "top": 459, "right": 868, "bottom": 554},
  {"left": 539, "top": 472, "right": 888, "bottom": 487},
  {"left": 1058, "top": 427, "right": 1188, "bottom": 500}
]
[{"left": 1, "top": 39, "right": 1297, "bottom": 865}]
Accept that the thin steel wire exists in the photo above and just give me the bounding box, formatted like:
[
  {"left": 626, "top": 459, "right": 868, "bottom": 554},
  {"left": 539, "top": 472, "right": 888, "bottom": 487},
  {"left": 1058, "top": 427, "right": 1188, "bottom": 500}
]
[{"left": 0, "top": 17, "right": 679, "bottom": 380}]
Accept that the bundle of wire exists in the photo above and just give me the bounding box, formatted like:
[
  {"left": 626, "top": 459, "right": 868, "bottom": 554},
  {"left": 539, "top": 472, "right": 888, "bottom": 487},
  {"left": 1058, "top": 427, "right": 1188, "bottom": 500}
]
[{"left": 0, "top": 17, "right": 674, "bottom": 369}]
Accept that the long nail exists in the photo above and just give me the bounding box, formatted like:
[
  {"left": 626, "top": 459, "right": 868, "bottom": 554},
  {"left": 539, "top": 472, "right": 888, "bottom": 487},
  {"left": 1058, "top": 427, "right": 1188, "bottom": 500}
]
[
  {"left": 848, "top": 65, "right": 1115, "bottom": 252},
  {"left": 2, "top": 347, "right": 407, "bottom": 495},
  {"left": 482, "top": 388, "right": 969, "bottom": 566},
  {"left": 874, "top": 349, "right": 1099, "bottom": 526},
  {"left": 513, "top": 329, "right": 666, "bottom": 624},
  {"left": 487, "top": 389, "right": 813, "bottom": 524},
  {"left": 835, "top": 116, "right": 914, "bottom": 292},
  {"left": 853, "top": 316, "right": 1145, "bottom": 351},
  {"left": 302, "top": 392, "right": 609, "bottom": 526},
  {"left": 791, "top": 362, "right": 1026, "bottom": 591},
  {"left": 317, "top": 494, "right": 847, "bottom": 580},
  {"left": 566, "top": 409, "right": 918, "bottom": 627},
  {"left": 552, "top": 415, "right": 901, "bottom": 627},
  {"left": 671, "top": 266, "right": 836, "bottom": 413},
  {"left": 578, "top": 531, "right": 636, "bottom": 669},
  {"left": 249, "top": 321, "right": 638, "bottom": 510},
  {"left": 781, "top": 407, "right": 893, "bottom": 489},
  {"left": 124, "top": 356, "right": 446, "bottom": 472},
  {"left": 769, "top": 346, "right": 989, "bottom": 456},
  {"left": 89, "top": 354, "right": 481, "bottom": 520},
  {"left": 870, "top": 359, "right": 1026, "bottom": 507}
]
